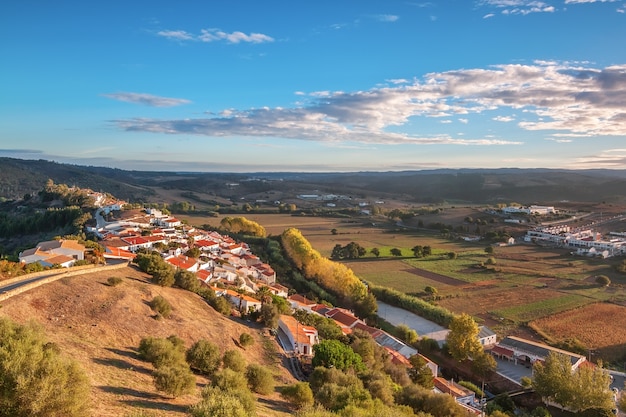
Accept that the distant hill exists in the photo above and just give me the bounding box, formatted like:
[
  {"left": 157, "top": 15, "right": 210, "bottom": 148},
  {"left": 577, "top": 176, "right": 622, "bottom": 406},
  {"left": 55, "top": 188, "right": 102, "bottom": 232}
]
[{"left": 2, "top": 157, "right": 626, "bottom": 204}]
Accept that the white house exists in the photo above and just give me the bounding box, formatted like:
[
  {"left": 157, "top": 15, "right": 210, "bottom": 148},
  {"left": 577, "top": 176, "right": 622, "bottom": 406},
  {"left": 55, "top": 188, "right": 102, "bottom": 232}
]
[
  {"left": 19, "top": 239, "right": 85, "bottom": 265},
  {"left": 278, "top": 314, "right": 319, "bottom": 356}
]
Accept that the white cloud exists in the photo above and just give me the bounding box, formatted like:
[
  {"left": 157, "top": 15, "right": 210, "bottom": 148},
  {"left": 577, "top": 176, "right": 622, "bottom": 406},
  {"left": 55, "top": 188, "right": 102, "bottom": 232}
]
[
  {"left": 102, "top": 92, "right": 191, "bottom": 107},
  {"left": 157, "top": 28, "right": 274, "bottom": 44},
  {"left": 477, "top": 0, "right": 556, "bottom": 15},
  {"left": 459, "top": 118, "right": 469, "bottom": 124},
  {"left": 483, "top": 13, "right": 496, "bottom": 18},
  {"left": 114, "top": 62, "right": 626, "bottom": 146},
  {"left": 375, "top": 14, "right": 399, "bottom": 22},
  {"left": 493, "top": 115, "right": 515, "bottom": 122},
  {"left": 565, "top": 0, "right": 618, "bottom": 3}
]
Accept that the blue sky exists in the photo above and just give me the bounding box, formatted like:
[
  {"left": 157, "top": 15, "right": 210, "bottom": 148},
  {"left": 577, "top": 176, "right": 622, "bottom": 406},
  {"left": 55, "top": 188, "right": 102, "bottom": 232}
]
[{"left": 1, "top": 0, "right": 625, "bottom": 172}]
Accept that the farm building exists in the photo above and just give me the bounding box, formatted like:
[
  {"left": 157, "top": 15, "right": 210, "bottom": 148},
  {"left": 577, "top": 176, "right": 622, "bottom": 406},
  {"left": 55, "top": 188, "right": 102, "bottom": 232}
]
[{"left": 491, "top": 336, "right": 586, "bottom": 370}]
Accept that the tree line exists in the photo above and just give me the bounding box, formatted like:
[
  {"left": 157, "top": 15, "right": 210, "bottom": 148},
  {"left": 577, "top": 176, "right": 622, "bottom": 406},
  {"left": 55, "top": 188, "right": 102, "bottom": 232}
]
[{"left": 281, "top": 228, "right": 377, "bottom": 319}]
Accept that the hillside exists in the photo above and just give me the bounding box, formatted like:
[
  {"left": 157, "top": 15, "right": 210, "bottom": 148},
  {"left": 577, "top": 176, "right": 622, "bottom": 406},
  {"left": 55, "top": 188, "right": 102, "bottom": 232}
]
[
  {"left": 3, "top": 157, "right": 626, "bottom": 205},
  {"left": 0, "top": 266, "right": 296, "bottom": 417}
]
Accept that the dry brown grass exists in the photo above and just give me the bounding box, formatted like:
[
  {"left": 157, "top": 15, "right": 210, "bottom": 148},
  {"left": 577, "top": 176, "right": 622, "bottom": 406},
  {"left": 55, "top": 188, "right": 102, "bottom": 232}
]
[
  {"left": 530, "top": 303, "right": 626, "bottom": 362},
  {"left": 0, "top": 266, "right": 295, "bottom": 417}
]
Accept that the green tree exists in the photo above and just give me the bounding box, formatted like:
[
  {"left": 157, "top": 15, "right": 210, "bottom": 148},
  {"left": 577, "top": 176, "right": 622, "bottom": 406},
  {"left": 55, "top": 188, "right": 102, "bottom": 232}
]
[
  {"left": 138, "top": 336, "right": 186, "bottom": 368},
  {"left": 186, "top": 340, "right": 222, "bottom": 376},
  {"left": 484, "top": 246, "right": 494, "bottom": 254},
  {"left": 396, "top": 324, "right": 418, "bottom": 345},
  {"left": 532, "top": 352, "right": 614, "bottom": 413},
  {"left": 411, "top": 245, "right": 423, "bottom": 257},
  {"left": 174, "top": 269, "right": 200, "bottom": 292},
  {"left": 312, "top": 340, "right": 365, "bottom": 371},
  {"left": 222, "top": 349, "right": 246, "bottom": 372},
  {"left": 0, "top": 318, "right": 90, "bottom": 417},
  {"left": 280, "top": 382, "right": 314, "bottom": 409},
  {"left": 245, "top": 364, "right": 275, "bottom": 395},
  {"left": 446, "top": 313, "right": 483, "bottom": 361},
  {"left": 390, "top": 248, "right": 402, "bottom": 257},
  {"left": 190, "top": 387, "right": 249, "bottom": 417},
  {"left": 408, "top": 355, "right": 434, "bottom": 388},
  {"left": 424, "top": 286, "right": 438, "bottom": 297},
  {"left": 447, "top": 251, "right": 457, "bottom": 259},
  {"left": 422, "top": 246, "right": 432, "bottom": 256},
  {"left": 153, "top": 364, "right": 196, "bottom": 397},
  {"left": 471, "top": 351, "right": 497, "bottom": 379},
  {"left": 596, "top": 275, "right": 611, "bottom": 286},
  {"left": 370, "top": 247, "right": 380, "bottom": 257}
]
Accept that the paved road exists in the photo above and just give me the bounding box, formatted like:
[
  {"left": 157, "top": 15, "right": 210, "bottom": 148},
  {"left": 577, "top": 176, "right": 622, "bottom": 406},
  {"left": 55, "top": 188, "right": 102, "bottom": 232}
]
[{"left": 0, "top": 272, "right": 66, "bottom": 294}]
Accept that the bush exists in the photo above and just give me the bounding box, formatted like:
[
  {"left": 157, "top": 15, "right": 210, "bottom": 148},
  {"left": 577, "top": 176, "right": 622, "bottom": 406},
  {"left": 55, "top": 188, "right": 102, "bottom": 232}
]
[
  {"left": 107, "top": 276, "right": 123, "bottom": 286},
  {"left": 223, "top": 349, "right": 246, "bottom": 372},
  {"left": 186, "top": 340, "right": 222, "bottom": 376},
  {"left": 239, "top": 332, "right": 255, "bottom": 348},
  {"left": 280, "top": 382, "right": 314, "bottom": 409},
  {"left": 148, "top": 295, "right": 172, "bottom": 318},
  {"left": 596, "top": 275, "right": 611, "bottom": 286},
  {"left": 245, "top": 364, "right": 275, "bottom": 395},
  {"left": 192, "top": 385, "right": 256, "bottom": 417},
  {"left": 138, "top": 336, "right": 186, "bottom": 368},
  {"left": 153, "top": 363, "right": 196, "bottom": 397},
  {"left": 0, "top": 317, "right": 90, "bottom": 417},
  {"left": 458, "top": 381, "right": 484, "bottom": 398},
  {"left": 212, "top": 368, "right": 249, "bottom": 392}
]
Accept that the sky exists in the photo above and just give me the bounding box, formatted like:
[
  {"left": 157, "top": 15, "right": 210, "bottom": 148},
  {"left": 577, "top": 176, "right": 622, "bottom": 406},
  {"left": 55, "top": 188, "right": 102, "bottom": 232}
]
[{"left": 1, "top": 0, "right": 625, "bottom": 173}]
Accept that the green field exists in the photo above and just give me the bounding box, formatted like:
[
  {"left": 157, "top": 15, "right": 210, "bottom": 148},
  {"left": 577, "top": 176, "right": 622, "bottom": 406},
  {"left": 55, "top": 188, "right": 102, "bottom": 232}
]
[{"left": 180, "top": 211, "right": 626, "bottom": 348}]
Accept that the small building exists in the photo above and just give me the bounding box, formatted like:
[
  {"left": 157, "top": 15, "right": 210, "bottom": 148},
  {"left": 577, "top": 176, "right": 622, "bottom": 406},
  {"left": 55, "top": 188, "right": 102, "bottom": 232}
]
[
  {"left": 278, "top": 314, "right": 319, "bottom": 356},
  {"left": 19, "top": 239, "right": 85, "bottom": 266},
  {"left": 478, "top": 326, "right": 497, "bottom": 347},
  {"left": 495, "top": 336, "right": 586, "bottom": 370},
  {"left": 434, "top": 377, "right": 476, "bottom": 406}
]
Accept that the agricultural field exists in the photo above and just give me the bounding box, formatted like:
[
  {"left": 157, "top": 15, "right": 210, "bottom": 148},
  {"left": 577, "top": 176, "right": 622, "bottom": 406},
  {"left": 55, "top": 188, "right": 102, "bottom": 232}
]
[
  {"left": 530, "top": 303, "right": 626, "bottom": 363},
  {"left": 180, "top": 209, "right": 626, "bottom": 361}
]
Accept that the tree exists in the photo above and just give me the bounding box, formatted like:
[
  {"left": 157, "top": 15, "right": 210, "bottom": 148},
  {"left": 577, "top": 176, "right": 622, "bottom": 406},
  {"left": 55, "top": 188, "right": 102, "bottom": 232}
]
[
  {"left": 447, "top": 251, "right": 457, "bottom": 259},
  {"left": 390, "top": 248, "right": 402, "bottom": 257},
  {"left": 532, "top": 352, "right": 614, "bottom": 413},
  {"left": 446, "top": 313, "right": 483, "bottom": 361},
  {"left": 370, "top": 247, "right": 380, "bottom": 257},
  {"left": 153, "top": 364, "right": 196, "bottom": 397},
  {"left": 190, "top": 387, "right": 250, "bottom": 417},
  {"left": 186, "top": 340, "right": 222, "bottom": 376},
  {"left": 408, "top": 355, "right": 434, "bottom": 388},
  {"left": 471, "top": 350, "right": 497, "bottom": 378},
  {"left": 424, "top": 286, "right": 438, "bottom": 297},
  {"left": 331, "top": 228, "right": 338, "bottom": 235},
  {"left": 280, "top": 382, "right": 314, "bottom": 409},
  {"left": 223, "top": 349, "right": 246, "bottom": 372},
  {"left": 484, "top": 246, "right": 494, "bottom": 254},
  {"left": 396, "top": 324, "right": 418, "bottom": 345},
  {"left": 422, "top": 246, "right": 432, "bottom": 256},
  {"left": 312, "top": 340, "right": 365, "bottom": 371},
  {"left": 0, "top": 318, "right": 90, "bottom": 417},
  {"left": 260, "top": 303, "right": 280, "bottom": 329},
  {"left": 245, "top": 364, "right": 275, "bottom": 395},
  {"left": 411, "top": 245, "right": 423, "bottom": 257},
  {"left": 174, "top": 269, "right": 200, "bottom": 292}
]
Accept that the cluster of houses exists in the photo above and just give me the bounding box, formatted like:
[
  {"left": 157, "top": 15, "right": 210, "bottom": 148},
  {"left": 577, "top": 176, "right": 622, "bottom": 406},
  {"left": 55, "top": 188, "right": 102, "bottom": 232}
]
[
  {"left": 524, "top": 225, "right": 626, "bottom": 258},
  {"left": 17, "top": 196, "right": 611, "bottom": 414},
  {"left": 502, "top": 205, "right": 557, "bottom": 215}
]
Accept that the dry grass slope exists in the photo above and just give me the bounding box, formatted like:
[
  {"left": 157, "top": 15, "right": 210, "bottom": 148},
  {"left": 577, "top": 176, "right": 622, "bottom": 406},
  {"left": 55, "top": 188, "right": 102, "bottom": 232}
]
[{"left": 0, "top": 266, "right": 296, "bottom": 417}]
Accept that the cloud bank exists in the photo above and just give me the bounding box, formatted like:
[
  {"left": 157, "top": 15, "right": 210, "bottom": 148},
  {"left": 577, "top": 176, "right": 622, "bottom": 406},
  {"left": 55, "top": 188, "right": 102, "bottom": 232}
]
[
  {"left": 157, "top": 28, "right": 274, "bottom": 44},
  {"left": 114, "top": 62, "right": 626, "bottom": 145},
  {"left": 103, "top": 92, "right": 191, "bottom": 107}
]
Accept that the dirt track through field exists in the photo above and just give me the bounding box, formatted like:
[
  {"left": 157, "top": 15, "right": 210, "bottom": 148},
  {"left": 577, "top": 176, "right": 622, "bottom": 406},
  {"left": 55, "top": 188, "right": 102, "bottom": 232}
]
[{"left": 403, "top": 267, "right": 466, "bottom": 286}]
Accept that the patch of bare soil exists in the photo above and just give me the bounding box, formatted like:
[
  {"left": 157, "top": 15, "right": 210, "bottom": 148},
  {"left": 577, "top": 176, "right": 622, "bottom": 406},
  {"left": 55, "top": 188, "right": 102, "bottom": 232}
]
[
  {"left": 0, "top": 266, "right": 295, "bottom": 417},
  {"left": 403, "top": 267, "right": 466, "bottom": 286}
]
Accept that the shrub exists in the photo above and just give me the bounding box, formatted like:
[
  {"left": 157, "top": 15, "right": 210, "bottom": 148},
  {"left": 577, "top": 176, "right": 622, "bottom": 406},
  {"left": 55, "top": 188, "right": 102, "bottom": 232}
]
[
  {"left": 239, "top": 332, "right": 255, "bottom": 348},
  {"left": 212, "top": 368, "right": 249, "bottom": 392},
  {"left": 148, "top": 295, "right": 172, "bottom": 318},
  {"left": 485, "top": 256, "right": 496, "bottom": 265},
  {"left": 138, "top": 336, "right": 186, "bottom": 368},
  {"left": 0, "top": 317, "right": 90, "bottom": 417},
  {"left": 280, "top": 382, "right": 314, "bottom": 409},
  {"left": 223, "top": 349, "right": 246, "bottom": 372},
  {"left": 186, "top": 340, "right": 222, "bottom": 376},
  {"left": 153, "top": 363, "right": 196, "bottom": 397},
  {"left": 458, "top": 381, "right": 484, "bottom": 398},
  {"left": 107, "top": 276, "right": 123, "bottom": 286},
  {"left": 192, "top": 385, "right": 256, "bottom": 417},
  {"left": 596, "top": 275, "right": 611, "bottom": 286},
  {"left": 245, "top": 364, "right": 275, "bottom": 395}
]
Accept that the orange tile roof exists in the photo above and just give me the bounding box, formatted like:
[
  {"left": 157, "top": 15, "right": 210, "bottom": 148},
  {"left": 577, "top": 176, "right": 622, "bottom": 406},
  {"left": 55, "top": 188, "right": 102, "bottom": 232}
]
[
  {"left": 280, "top": 315, "right": 317, "bottom": 346},
  {"left": 43, "top": 254, "right": 75, "bottom": 265},
  {"left": 434, "top": 377, "right": 473, "bottom": 398}
]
